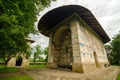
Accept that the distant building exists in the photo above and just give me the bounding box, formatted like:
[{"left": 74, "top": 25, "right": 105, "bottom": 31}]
[
  {"left": 38, "top": 5, "right": 110, "bottom": 73},
  {"left": 7, "top": 38, "right": 34, "bottom": 67}
]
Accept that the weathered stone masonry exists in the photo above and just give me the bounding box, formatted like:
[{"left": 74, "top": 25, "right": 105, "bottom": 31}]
[
  {"left": 46, "top": 15, "right": 109, "bottom": 73},
  {"left": 38, "top": 5, "right": 110, "bottom": 73}
]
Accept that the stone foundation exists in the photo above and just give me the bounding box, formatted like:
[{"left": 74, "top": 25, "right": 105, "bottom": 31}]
[
  {"left": 21, "top": 57, "right": 29, "bottom": 67},
  {"left": 72, "top": 63, "right": 84, "bottom": 73},
  {"left": 99, "top": 62, "right": 110, "bottom": 68},
  {"left": 82, "top": 63, "right": 98, "bottom": 73}
]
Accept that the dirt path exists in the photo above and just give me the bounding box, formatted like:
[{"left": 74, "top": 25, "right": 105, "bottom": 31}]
[
  {"left": 21, "top": 66, "right": 120, "bottom": 80},
  {"left": 0, "top": 72, "right": 21, "bottom": 78}
]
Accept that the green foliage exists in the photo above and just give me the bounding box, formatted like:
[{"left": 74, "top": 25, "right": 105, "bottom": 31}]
[
  {"left": 117, "top": 74, "right": 120, "bottom": 80},
  {"left": 31, "top": 46, "right": 48, "bottom": 63},
  {"left": 33, "top": 45, "right": 43, "bottom": 64},
  {"left": 105, "top": 44, "right": 112, "bottom": 50},
  {"left": 28, "top": 64, "right": 46, "bottom": 69},
  {"left": 0, "top": 75, "right": 33, "bottom": 80},
  {"left": 43, "top": 47, "right": 48, "bottom": 62},
  {"left": 0, "top": 67, "right": 19, "bottom": 73},
  {"left": 111, "top": 32, "right": 120, "bottom": 65},
  {"left": 105, "top": 32, "right": 120, "bottom": 65},
  {"left": 0, "top": 0, "right": 55, "bottom": 67},
  {"left": 43, "top": 47, "right": 48, "bottom": 55}
]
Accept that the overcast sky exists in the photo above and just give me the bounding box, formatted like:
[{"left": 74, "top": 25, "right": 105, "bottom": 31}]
[{"left": 30, "top": 0, "right": 120, "bottom": 48}]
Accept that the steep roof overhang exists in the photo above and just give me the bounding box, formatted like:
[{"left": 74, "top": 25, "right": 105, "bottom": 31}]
[{"left": 38, "top": 5, "right": 110, "bottom": 43}]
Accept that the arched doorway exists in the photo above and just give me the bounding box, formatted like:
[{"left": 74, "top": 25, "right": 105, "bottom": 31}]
[
  {"left": 52, "top": 27, "right": 73, "bottom": 69},
  {"left": 15, "top": 56, "right": 23, "bottom": 66},
  {"left": 93, "top": 51, "right": 99, "bottom": 67},
  {"left": 58, "top": 30, "right": 73, "bottom": 68}
]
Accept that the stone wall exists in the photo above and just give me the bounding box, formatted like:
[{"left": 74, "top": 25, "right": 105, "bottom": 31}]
[
  {"left": 47, "top": 15, "right": 109, "bottom": 73},
  {"left": 76, "top": 17, "right": 109, "bottom": 72},
  {"left": 7, "top": 57, "right": 16, "bottom": 67},
  {"left": 21, "top": 56, "right": 29, "bottom": 67},
  {"left": 7, "top": 54, "right": 29, "bottom": 67}
]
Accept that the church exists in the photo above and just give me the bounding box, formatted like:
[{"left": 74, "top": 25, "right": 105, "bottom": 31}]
[{"left": 38, "top": 5, "right": 110, "bottom": 73}]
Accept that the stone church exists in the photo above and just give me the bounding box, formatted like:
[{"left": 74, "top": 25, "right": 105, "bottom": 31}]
[{"left": 38, "top": 5, "right": 110, "bottom": 73}]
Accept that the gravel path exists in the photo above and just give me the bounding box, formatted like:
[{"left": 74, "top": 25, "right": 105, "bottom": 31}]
[{"left": 21, "top": 66, "right": 120, "bottom": 80}]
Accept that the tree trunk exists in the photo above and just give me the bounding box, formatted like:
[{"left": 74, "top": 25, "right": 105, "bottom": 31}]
[{"left": 4, "top": 61, "right": 8, "bottom": 68}]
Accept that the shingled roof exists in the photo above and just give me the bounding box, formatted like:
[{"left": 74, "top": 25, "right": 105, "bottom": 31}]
[{"left": 38, "top": 5, "right": 110, "bottom": 43}]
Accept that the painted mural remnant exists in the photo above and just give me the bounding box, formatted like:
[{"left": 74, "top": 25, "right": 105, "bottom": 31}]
[{"left": 38, "top": 5, "right": 110, "bottom": 73}]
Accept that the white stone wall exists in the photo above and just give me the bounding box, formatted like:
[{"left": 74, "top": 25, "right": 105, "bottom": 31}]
[
  {"left": 7, "top": 57, "right": 16, "bottom": 67},
  {"left": 77, "top": 19, "right": 109, "bottom": 64},
  {"left": 47, "top": 15, "right": 109, "bottom": 72}
]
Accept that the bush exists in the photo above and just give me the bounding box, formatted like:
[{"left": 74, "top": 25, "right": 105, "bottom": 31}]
[{"left": 117, "top": 74, "right": 120, "bottom": 80}]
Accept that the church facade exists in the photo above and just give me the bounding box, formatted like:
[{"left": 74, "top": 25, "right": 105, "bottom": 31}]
[{"left": 38, "top": 5, "right": 110, "bottom": 73}]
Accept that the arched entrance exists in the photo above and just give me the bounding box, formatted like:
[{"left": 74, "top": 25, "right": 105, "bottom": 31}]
[
  {"left": 15, "top": 56, "right": 23, "bottom": 66},
  {"left": 93, "top": 51, "right": 99, "bottom": 67},
  {"left": 58, "top": 30, "right": 73, "bottom": 68},
  {"left": 52, "top": 27, "right": 73, "bottom": 69}
]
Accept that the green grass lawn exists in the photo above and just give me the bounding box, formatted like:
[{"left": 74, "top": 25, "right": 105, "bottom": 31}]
[
  {"left": 0, "top": 65, "right": 33, "bottom": 80},
  {"left": 0, "top": 75, "right": 33, "bottom": 80},
  {"left": 0, "top": 64, "right": 46, "bottom": 73},
  {"left": 0, "top": 65, "right": 19, "bottom": 73},
  {"left": 0, "top": 64, "right": 46, "bottom": 80},
  {"left": 117, "top": 74, "right": 120, "bottom": 80},
  {"left": 28, "top": 64, "right": 46, "bottom": 69}
]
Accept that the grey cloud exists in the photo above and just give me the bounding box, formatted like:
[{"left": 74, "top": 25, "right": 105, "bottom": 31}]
[{"left": 30, "top": 33, "right": 49, "bottom": 48}]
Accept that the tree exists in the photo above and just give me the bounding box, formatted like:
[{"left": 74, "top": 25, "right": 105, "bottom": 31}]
[
  {"left": 0, "top": 0, "right": 55, "bottom": 68},
  {"left": 111, "top": 32, "right": 120, "bottom": 65},
  {"left": 43, "top": 47, "right": 48, "bottom": 62},
  {"left": 105, "top": 32, "right": 120, "bottom": 65},
  {"left": 33, "top": 45, "right": 43, "bottom": 64}
]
